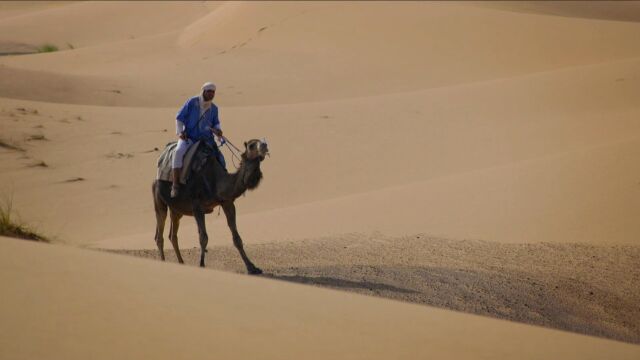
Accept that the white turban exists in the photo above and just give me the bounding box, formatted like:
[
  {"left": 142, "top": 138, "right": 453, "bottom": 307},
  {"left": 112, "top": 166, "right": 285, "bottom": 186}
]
[{"left": 202, "top": 82, "right": 216, "bottom": 91}]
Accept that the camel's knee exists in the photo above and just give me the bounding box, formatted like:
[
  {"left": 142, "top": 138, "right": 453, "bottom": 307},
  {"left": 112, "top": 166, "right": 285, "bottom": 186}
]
[
  {"left": 155, "top": 229, "right": 164, "bottom": 245},
  {"left": 232, "top": 235, "right": 244, "bottom": 250},
  {"left": 200, "top": 235, "right": 209, "bottom": 249},
  {"left": 155, "top": 219, "right": 166, "bottom": 240}
]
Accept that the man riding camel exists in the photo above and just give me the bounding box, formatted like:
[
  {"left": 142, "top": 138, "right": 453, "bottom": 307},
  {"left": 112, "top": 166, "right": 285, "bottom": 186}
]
[{"left": 171, "top": 82, "right": 226, "bottom": 198}]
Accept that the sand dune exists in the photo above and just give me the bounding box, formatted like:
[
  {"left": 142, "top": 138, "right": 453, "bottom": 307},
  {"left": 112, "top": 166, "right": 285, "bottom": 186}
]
[
  {"left": 3, "top": 2, "right": 640, "bottom": 106},
  {"left": 115, "top": 235, "right": 640, "bottom": 344},
  {"left": 1, "top": 1, "right": 639, "bottom": 356},
  {"left": 94, "top": 134, "right": 640, "bottom": 251},
  {"left": 0, "top": 1, "right": 72, "bottom": 21},
  {"left": 0, "top": 2, "right": 210, "bottom": 49},
  {"left": 2, "top": 237, "right": 639, "bottom": 359},
  {"left": 3, "top": 53, "right": 639, "bottom": 247},
  {"left": 478, "top": 1, "right": 640, "bottom": 23}
]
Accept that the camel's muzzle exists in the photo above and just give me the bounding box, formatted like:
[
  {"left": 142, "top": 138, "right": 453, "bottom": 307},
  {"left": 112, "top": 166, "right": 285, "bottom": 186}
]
[{"left": 259, "top": 142, "right": 269, "bottom": 160}]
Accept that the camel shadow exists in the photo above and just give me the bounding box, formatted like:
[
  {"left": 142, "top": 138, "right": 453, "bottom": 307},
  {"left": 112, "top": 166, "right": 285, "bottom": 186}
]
[{"left": 262, "top": 273, "right": 419, "bottom": 294}]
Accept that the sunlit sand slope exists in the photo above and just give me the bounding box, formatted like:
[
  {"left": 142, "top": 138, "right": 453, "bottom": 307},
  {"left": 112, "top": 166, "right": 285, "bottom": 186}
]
[{"left": 2, "top": 237, "right": 639, "bottom": 360}]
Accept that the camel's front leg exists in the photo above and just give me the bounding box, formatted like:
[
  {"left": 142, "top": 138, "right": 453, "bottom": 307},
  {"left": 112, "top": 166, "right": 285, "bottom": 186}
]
[
  {"left": 192, "top": 203, "right": 209, "bottom": 268},
  {"left": 222, "top": 202, "right": 262, "bottom": 275}
]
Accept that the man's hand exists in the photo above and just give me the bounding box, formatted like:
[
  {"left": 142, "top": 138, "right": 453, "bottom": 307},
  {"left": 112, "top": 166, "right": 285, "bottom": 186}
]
[
  {"left": 211, "top": 128, "right": 223, "bottom": 137},
  {"left": 178, "top": 132, "right": 187, "bottom": 140}
]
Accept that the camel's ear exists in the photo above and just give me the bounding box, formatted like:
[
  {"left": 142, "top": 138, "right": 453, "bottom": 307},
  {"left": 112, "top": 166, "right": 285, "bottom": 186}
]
[{"left": 244, "top": 141, "right": 248, "bottom": 149}]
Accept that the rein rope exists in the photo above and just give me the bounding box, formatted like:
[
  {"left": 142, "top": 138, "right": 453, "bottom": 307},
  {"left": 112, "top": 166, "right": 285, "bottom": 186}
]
[{"left": 218, "top": 136, "right": 243, "bottom": 170}]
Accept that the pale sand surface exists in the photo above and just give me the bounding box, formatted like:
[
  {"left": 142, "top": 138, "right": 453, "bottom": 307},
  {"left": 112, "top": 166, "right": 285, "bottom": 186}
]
[
  {"left": 1, "top": 1, "right": 640, "bottom": 357},
  {"left": 2, "top": 237, "right": 640, "bottom": 360}
]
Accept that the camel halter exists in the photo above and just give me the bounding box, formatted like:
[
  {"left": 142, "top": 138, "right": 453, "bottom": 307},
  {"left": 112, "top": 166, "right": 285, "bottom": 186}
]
[{"left": 219, "top": 136, "right": 268, "bottom": 170}]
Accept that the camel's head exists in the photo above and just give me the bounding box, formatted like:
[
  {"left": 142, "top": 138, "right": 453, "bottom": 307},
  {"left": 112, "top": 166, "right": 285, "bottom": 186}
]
[{"left": 243, "top": 138, "right": 269, "bottom": 161}]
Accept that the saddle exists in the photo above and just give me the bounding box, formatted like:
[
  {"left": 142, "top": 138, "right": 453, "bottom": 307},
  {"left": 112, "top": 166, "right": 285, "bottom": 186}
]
[{"left": 156, "top": 140, "right": 218, "bottom": 185}]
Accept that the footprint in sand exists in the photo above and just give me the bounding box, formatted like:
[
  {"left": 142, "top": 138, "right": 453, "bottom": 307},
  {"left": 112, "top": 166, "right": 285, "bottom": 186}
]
[
  {"left": 26, "top": 160, "right": 48, "bottom": 168},
  {"left": 61, "top": 177, "right": 85, "bottom": 183},
  {"left": 15, "top": 107, "right": 38, "bottom": 115},
  {"left": 106, "top": 152, "right": 134, "bottom": 159},
  {"left": 26, "top": 134, "right": 47, "bottom": 142},
  {"left": 0, "top": 138, "right": 25, "bottom": 152}
]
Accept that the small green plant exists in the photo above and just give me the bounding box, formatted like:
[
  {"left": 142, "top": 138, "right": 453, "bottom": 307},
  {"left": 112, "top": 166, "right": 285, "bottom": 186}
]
[
  {"left": 38, "top": 44, "right": 58, "bottom": 53},
  {"left": 0, "top": 196, "right": 48, "bottom": 242}
]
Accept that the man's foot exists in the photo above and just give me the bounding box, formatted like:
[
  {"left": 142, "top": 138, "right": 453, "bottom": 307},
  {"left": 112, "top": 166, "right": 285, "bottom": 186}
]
[{"left": 171, "top": 185, "right": 180, "bottom": 198}]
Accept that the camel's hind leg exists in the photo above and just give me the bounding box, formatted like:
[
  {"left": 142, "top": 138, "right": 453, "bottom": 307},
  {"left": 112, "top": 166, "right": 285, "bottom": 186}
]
[
  {"left": 168, "top": 210, "right": 184, "bottom": 264},
  {"left": 153, "top": 182, "right": 168, "bottom": 261},
  {"left": 192, "top": 203, "right": 209, "bottom": 268}
]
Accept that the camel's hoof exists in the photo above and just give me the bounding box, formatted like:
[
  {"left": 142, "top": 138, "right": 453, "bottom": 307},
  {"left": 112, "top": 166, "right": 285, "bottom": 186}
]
[{"left": 248, "top": 267, "right": 263, "bottom": 275}]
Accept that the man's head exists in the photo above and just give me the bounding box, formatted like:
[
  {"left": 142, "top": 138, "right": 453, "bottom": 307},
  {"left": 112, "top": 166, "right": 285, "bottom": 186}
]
[{"left": 202, "top": 82, "right": 216, "bottom": 101}]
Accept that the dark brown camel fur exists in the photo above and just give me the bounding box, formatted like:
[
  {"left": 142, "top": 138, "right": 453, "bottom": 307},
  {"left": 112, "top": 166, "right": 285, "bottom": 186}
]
[{"left": 152, "top": 139, "right": 268, "bottom": 274}]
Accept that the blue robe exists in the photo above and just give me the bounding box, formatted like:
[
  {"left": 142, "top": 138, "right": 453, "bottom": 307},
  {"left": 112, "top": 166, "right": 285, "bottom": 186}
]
[{"left": 176, "top": 96, "right": 226, "bottom": 169}]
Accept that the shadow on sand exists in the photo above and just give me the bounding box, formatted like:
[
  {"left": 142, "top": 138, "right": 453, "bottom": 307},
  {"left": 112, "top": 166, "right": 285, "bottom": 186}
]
[{"left": 263, "top": 273, "right": 420, "bottom": 294}]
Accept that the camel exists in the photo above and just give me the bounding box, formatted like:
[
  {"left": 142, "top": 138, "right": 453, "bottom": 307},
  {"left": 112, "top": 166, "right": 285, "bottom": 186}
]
[{"left": 152, "top": 138, "right": 269, "bottom": 274}]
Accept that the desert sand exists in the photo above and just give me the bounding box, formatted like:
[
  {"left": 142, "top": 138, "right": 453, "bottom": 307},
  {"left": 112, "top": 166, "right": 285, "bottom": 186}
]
[
  {"left": 1, "top": 1, "right": 639, "bottom": 358},
  {"left": 3, "top": 236, "right": 640, "bottom": 360}
]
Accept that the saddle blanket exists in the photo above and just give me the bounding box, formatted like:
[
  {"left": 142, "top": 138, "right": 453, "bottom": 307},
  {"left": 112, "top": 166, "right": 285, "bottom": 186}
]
[{"left": 156, "top": 140, "right": 201, "bottom": 185}]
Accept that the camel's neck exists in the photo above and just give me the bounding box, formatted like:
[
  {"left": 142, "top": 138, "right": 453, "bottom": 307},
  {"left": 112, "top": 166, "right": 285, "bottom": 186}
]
[
  {"left": 229, "top": 159, "right": 262, "bottom": 198},
  {"left": 195, "top": 155, "right": 263, "bottom": 201}
]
